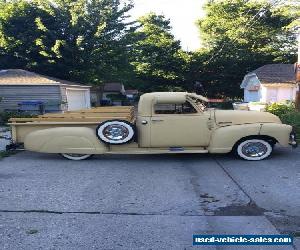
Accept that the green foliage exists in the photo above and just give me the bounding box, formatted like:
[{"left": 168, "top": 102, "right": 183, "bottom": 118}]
[
  {"left": 280, "top": 111, "right": 300, "bottom": 128},
  {"left": 266, "top": 102, "right": 300, "bottom": 141},
  {"left": 194, "top": 0, "right": 299, "bottom": 98},
  {"left": 129, "top": 13, "right": 189, "bottom": 91},
  {"left": 0, "top": 0, "right": 134, "bottom": 84},
  {"left": 266, "top": 102, "right": 295, "bottom": 117},
  {"left": 0, "top": 111, "right": 37, "bottom": 125},
  {"left": 281, "top": 111, "right": 300, "bottom": 141},
  {"left": 106, "top": 93, "right": 126, "bottom": 101},
  {"left": 0, "top": 150, "right": 14, "bottom": 159},
  {"left": 0, "top": 0, "right": 298, "bottom": 97}
]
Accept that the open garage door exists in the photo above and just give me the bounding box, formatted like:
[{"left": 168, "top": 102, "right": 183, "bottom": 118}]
[{"left": 66, "top": 88, "right": 90, "bottom": 111}]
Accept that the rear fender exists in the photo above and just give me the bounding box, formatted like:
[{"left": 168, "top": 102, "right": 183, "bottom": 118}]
[{"left": 24, "top": 127, "right": 108, "bottom": 154}]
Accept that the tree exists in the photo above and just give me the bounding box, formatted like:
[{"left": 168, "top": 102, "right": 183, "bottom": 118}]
[
  {"left": 0, "top": 1, "right": 51, "bottom": 70},
  {"left": 130, "top": 13, "right": 189, "bottom": 91},
  {"left": 0, "top": 0, "right": 134, "bottom": 84},
  {"left": 195, "top": 0, "right": 299, "bottom": 98}
]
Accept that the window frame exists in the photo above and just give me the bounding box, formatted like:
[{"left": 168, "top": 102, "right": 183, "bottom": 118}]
[{"left": 152, "top": 100, "right": 200, "bottom": 116}]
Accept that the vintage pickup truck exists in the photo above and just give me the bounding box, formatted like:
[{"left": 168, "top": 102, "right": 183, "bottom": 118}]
[{"left": 8, "top": 92, "right": 297, "bottom": 161}]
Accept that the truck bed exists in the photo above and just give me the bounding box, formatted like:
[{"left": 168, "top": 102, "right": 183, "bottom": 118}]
[
  {"left": 9, "top": 106, "right": 135, "bottom": 123},
  {"left": 9, "top": 106, "right": 135, "bottom": 143}
]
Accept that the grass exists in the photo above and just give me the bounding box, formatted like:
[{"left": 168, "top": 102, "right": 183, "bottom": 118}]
[{"left": 0, "top": 150, "right": 16, "bottom": 159}]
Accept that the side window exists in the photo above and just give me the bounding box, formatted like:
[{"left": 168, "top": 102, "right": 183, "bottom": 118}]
[{"left": 154, "top": 102, "right": 197, "bottom": 114}]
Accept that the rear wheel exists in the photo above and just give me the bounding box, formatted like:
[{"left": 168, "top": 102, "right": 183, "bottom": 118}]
[
  {"left": 61, "top": 153, "right": 93, "bottom": 161},
  {"left": 235, "top": 139, "right": 273, "bottom": 161}
]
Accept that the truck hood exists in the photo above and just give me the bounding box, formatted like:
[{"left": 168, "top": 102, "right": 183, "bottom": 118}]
[{"left": 214, "top": 110, "right": 281, "bottom": 126}]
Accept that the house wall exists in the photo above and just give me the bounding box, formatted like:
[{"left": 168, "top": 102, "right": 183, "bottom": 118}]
[
  {"left": 243, "top": 74, "right": 297, "bottom": 103},
  {"left": 0, "top": 85, "right": 62, "bottom": 111},
  {"left": 264, "top": 86, "right": 296, "bottom": 103}
]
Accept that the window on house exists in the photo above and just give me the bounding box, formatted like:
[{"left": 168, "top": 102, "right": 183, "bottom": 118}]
[{"left": 154, "top": 102, "right": 197, "bottom": 114}]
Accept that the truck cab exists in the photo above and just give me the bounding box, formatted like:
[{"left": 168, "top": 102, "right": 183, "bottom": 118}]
[{"left": 136, "top": 92, "right": 211, "bottom": 148}]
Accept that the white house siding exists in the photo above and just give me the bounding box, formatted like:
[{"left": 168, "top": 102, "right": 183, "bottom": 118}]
[
  {"left": 0, "top": 85, "right": 62, "bottom": 111},
  {"left": 260, "top": 85, "right": 268, "bottom": 102},
  {"left": 242, "top": 74, "right": 297, "bottom": 103},
  {"left": 277, "top": 87, "right": 294, "bottom": 101},
  {"left": 265, "top": 86, "right": 296, "bottom": 103}
]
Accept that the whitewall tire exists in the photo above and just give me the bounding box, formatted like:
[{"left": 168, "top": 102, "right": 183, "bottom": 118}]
[
  {"left": 236, "top": 139, "right": 273, "bottom": 161},
  {"left": 61, "top": 153, "right": 93, "bottom": 161},
  {"left": 96, "top": 120, "right": 135, "bottom": 145}
]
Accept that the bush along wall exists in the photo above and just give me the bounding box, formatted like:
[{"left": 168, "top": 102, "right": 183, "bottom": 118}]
[
  {"left": 266, "top": 102, "right": 300, "bottom": 141},
  {"left": 0, "top": 111, "right": 37, "bottom": 125}
]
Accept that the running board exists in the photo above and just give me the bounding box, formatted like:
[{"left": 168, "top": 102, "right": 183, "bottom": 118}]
[{"left": 106, "top": 147, "right": 208, "bottom": 155}]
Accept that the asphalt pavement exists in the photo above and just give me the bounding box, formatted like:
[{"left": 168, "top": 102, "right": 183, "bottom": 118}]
[{"left": 0, "top": 147, "right": 299, "bottom": 249}]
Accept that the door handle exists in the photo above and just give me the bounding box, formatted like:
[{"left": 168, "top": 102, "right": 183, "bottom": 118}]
[
  {"left": 141, "top": 120, "right": 148, "bottom": 125},
  {"left": 152, "top": 119, "right": 164, "bottom": 122}
]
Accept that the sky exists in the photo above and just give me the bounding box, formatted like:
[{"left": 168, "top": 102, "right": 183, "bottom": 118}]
[{"left": 129, "top": 0, "right": 205, "bottom": 51}]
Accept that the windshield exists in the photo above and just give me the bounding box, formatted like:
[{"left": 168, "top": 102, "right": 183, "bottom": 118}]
[{"left": 187, "top": 95, "right": 207, "bottom": 112}]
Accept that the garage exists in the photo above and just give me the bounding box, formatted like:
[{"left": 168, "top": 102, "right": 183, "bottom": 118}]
[
  {"left": 0, "top": 69, "right": 92, "bottom": 113},
  {"left": 66, "top": 88, "right": 91, "bottom": 111}
]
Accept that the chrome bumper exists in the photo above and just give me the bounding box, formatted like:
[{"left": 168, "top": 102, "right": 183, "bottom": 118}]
[{"left": 289, "top": 131, "right": 298, "bottom": 148}]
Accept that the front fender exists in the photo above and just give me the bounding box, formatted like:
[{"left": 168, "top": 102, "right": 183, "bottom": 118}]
[
  {"left": 260, "top": 123, "right": 292, "bottom": 146},
  {"left": 208, "top": 124, "right": 261, "bottom": 153},
  {"left": 208, "top": 123, "right": 293, "bottom": 154},
  {"left": 24, "top": 127, "right": 108, "bottom": 154}
]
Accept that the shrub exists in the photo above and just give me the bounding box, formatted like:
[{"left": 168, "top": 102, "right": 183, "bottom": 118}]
[
  {"left": 266, "top": 102, "right": 295, "bottom": 117},
  {"left": 266, "top": 102, "right": 300, "bottom": 141},
  {"left": 0, "top": 111, "right": 37, "bottom": 125},
  {"left": 280, "top": 111, "right": 300, "bottom": 127}
]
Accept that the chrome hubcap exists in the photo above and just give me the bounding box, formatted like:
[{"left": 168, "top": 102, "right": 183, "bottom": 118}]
[
  {"left": 242, "top": 142, "right": 268, "bottom": 158},
  {"left": 103, "top": 125, "right": 129, "bottom": 141}
]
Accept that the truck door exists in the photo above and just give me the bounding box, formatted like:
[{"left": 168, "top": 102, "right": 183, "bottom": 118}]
[{"left": 150, "top": 102, "right": 211, "bottom": 147}]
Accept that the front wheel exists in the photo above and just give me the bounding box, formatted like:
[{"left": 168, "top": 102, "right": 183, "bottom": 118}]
[
  {"left": 61, "top": 153, "right": 93, "bottom": 161},
  {"left": 235, "top": 139, "right": 273, "bottom": 161}
]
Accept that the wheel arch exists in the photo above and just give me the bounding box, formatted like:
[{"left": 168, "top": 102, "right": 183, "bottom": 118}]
[{"left": 231, "top": 135, "right": 278, "bottom": 153}]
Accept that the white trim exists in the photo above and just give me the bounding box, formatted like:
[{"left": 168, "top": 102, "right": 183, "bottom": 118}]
[
  {"left": 61, "top": 154, "right": 92, "bottom": 160},
  {"left": 97, "top": 121, "right": 134, "bottom": 144},
  {"left": 237, "top": 139, "right": 272, "bottom": 161}
]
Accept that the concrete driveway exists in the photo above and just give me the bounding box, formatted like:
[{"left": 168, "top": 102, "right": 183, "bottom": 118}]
[{"left": 0, "top": 147, "right": 299, "bottom": 249}]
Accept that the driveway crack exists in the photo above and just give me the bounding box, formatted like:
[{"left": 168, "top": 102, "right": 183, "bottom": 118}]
[{"left": 0, "top": 209, "right": 215, "bottom": 216}]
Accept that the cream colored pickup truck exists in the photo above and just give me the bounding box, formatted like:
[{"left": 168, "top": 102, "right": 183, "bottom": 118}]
[{"left": 8, "top": 92, "right": 297, "bottom": 161}]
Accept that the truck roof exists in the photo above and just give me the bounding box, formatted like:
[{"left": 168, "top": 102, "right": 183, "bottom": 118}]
[{"left": 138, "top": 92, "right": 187, "bottom": 116}]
